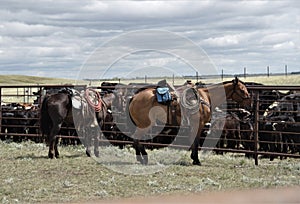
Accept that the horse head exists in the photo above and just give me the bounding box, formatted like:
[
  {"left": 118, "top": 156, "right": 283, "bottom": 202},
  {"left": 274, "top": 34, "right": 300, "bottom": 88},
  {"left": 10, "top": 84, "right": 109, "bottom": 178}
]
[{"left": 230, "top": 76, "right": 251, "bottom": 108}]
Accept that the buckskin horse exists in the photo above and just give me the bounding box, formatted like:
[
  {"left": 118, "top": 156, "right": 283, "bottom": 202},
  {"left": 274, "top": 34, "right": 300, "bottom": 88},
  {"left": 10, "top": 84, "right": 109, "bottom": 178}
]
[
  {"left": 40, "top": 88, "right": 119, "bottom": 158},
  {"left": 128, "top": 77, "right": 251, "bottom": 165}
]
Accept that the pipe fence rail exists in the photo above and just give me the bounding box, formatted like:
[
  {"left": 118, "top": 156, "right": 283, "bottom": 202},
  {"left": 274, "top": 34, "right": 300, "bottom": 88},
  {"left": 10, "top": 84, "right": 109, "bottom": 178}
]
[{"left": 0, "top": 84, "right": 299, "bottom": 165}]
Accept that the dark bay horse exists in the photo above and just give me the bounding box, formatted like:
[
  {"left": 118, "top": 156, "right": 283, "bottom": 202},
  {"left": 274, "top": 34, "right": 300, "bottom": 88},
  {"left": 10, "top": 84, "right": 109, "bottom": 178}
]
[
  {"left": 129, "top": 77, "right": 251, "bottom": 165},
  {"left": 40, "top": 88, "right": 118, "bottom": 158}
]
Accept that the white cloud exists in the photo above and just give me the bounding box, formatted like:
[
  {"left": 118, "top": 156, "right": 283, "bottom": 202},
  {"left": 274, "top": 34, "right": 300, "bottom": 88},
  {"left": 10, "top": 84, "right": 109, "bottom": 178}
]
[
  {"left": 202, "top": 35, "right": 241, "bottom": 47},
  {"left": 273, "top": 41, "right": 296, "bottom": 50},
  {"left": 261, "top": 33, "right": 293, "bottom": 45},
  {"left": 0, "top": 0, "right": 299, "bottom": 78},
  {"left": 1, "top": 21, "right": 55, "bottom": 37}
]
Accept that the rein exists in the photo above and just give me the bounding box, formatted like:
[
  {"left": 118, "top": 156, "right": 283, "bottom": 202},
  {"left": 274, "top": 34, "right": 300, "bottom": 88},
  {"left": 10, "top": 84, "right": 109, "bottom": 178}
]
[{"left": 85, "top": 88, "right": 102, "bottom": 112}]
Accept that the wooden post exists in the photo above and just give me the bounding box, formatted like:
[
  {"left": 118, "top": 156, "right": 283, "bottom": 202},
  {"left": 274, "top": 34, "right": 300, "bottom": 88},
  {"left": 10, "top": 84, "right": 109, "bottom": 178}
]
[
  {"left": 244, "top": 67, "right": 246, "bottom": 79},
  {"left": 267, "top": 66, "right": 270, "bottom": 77}
]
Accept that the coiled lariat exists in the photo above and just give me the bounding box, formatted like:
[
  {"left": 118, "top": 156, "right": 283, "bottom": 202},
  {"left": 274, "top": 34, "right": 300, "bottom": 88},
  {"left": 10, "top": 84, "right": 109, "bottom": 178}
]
[{"left": 85, "top": 88, "right": 102, "bottom": 112}]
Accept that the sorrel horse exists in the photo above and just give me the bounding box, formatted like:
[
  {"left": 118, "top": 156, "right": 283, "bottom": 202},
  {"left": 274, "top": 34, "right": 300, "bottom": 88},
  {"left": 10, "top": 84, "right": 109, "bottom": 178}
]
[
  {"left": 40, "top": 88, "right": 119, "bottom": 158},
  {"left": 128, "top": 77, "right": 251, "bottom": 165}
]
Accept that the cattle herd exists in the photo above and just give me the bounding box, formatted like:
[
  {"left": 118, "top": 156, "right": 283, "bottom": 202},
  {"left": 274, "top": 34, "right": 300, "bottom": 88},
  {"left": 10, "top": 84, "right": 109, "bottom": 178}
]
[{"left": 0, "top": 82, "right": 299, "bottom": 162}]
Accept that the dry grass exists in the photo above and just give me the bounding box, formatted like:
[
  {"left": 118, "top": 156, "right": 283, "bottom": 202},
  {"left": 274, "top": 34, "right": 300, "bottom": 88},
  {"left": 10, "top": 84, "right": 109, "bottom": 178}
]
[
  {"left": 1, "top": 74, "right": 299, "bottom": 87},
  {"left": 0, "top": 141, "right": 300, "bottom": 203},
  {"left": 0, "top": 74, "right": 300, "bottom": 203},
  {"left": 0, "top": 75, "right": 79, "bottom": 85},
  {"left": 0, "top": 75, "right": 87, "bottom": 103},
  {"left": 89, "top": 74, "right": 300, "bottom": 86}
]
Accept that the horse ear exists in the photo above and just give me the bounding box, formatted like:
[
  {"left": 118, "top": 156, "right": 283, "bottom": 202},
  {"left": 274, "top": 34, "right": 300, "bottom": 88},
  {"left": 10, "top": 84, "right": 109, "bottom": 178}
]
[{"left": 233, "top": 76, "right": 239, "bottom": 84}]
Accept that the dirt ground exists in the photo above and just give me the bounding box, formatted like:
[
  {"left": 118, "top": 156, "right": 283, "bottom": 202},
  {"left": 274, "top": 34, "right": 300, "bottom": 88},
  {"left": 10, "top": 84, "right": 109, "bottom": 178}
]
[{"left": 91, "top": 187, "right": 300, "bottom": 204}]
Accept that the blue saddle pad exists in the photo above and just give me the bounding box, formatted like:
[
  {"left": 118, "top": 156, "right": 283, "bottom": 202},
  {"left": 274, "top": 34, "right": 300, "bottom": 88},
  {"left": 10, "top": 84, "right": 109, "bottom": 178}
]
[{"left": 156, "top": 87, "right": 172, "bottom": 103}]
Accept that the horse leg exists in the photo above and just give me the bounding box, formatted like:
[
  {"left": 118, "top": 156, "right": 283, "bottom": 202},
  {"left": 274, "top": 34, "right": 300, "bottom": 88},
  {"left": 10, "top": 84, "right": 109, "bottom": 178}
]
[
  {"left": 133, "top": 139, "right": 148, "bottom": 165},
  {"left": 93, "top": 127, "right": 100, "bottom": 157},
  {"left": 132, "top": 127, "right": 149, "bottom": 165},
  {"left": 48, "top": 138, "right": 55, "bottom": 159},
  {"left": 84, "top": 126, "right": 99, "bottom": 157},
  {"left": 48, "top": 123, "right": 61, "bottom": 159},
  {"left": 85, "top": 128, "right": 92, "bottom": 157},
  {"left": 191, "top": 136, "right": 201, "bottom": 165},
  {"left": 54, "top": 137, "right": 60, "bottom": 158},
  {"left": 86, "top": 149, "right": 91, "bottom": 157},
  {"left": 140, "top": 145, "right": 148, "bottom": 165},
  {"left": 133, "top": 139, "right": 142, "bottom": 163},
  {"left": 216, "top": 131, "right": 225, "bottom": 155}
]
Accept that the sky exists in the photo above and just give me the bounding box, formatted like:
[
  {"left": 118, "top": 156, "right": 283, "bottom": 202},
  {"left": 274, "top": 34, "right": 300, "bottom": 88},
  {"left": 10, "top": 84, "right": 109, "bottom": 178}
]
[{"left": 0, "top": 0, "right": 299, "bottom": 79}]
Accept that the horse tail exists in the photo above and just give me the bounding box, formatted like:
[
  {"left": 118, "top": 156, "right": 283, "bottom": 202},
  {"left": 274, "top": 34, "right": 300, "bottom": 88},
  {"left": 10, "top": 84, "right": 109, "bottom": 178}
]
[{"left": 40, "top": 96, "right": 52, "bottom": 136}]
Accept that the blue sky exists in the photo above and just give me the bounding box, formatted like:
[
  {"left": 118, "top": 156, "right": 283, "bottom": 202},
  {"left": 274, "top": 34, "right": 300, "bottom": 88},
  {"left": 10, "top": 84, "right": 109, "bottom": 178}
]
[{"left": 0, "top": 1, "right": 299, "bottom": 79}]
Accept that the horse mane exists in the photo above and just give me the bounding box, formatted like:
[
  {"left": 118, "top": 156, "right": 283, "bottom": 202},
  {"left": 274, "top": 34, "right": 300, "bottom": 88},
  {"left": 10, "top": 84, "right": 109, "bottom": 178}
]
[
  {"left": 222, "top": 77, "right": 246, "bottom": 85},
  {"left": 222, "top": 80, "right": 233, "bottom": 85}
]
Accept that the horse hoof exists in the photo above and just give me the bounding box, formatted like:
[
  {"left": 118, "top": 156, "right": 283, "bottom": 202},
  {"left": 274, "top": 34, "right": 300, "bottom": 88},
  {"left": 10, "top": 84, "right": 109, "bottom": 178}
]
[
  {"left": 48, "top": 153, "right": 54, "bottom": 159},
  {"left": 140, "top": 159, "right": 148, "bottom": 165},
  {"left": 136, "top": 155, "right": 143, "bottom": 163},
  {"left": 86, "top": 150, "right": 91, "bottom": 157},
  {"left": 142, "top": 155, "right": 148, "bottom": 165},
  {"left": 192, "top": 160, "right": 201, "bottom": 166},
  {"left": 136, "top": 155, "right": 148, "bottom": 165},
  {"left": 190, "top": 153, "right": 198, "bottom": 161},
  {"left": 94, "top": 151, "right": 100, "bottom": 158}
]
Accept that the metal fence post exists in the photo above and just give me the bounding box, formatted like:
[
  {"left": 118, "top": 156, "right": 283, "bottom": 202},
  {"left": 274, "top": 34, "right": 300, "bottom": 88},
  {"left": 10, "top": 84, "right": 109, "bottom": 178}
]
[
  {"left": 253, "top": 91, "right": 260, "bottom": 165},
  {"left": 0, "top": 87, "right": 2, "bottom": 135}
]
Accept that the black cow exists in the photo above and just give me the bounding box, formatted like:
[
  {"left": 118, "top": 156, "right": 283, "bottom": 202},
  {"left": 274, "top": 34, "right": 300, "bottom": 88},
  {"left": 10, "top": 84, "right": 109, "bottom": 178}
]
[
  {"left": 258, "top": 119, "right": 281, "bottom": 161},
  {"left": 273, "top": 116, "right": 300, "bottom": 155},
  {"left": 1, "top": 109, "right": 29, "bottom": 142},
  {"left": 264, "top": 93, "right": 300, "bottom": 121},
  {"left": 238, "top": 110, "right": 254, "bottom": 158},
  {"left": 100, "top": 82, "right": 120, "bottom": 94},
  {"left": 246, "top": 82, "right": 290, "bottom": 116},
  {"left": 259, "top": 93, "right": 300, "bottom": 160},
  {"left": 209, "top": 108, "right": 253, "bottom": 157}
]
